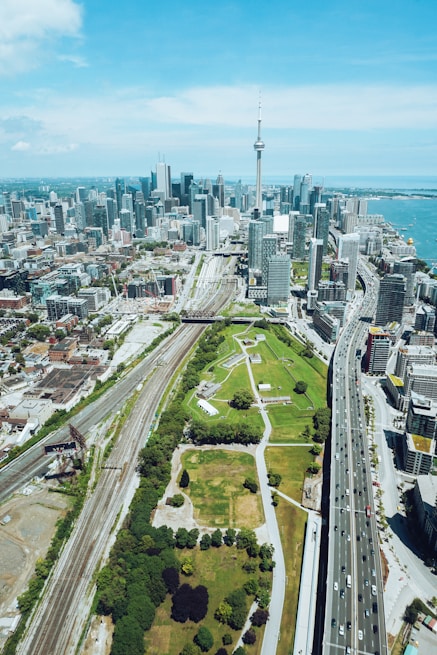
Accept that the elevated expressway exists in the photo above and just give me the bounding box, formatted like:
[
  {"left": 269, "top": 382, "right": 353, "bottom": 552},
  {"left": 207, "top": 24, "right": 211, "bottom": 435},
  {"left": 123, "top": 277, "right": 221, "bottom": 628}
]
[{"left": 322, "top": 263, "right": 388, "bottom": 655}]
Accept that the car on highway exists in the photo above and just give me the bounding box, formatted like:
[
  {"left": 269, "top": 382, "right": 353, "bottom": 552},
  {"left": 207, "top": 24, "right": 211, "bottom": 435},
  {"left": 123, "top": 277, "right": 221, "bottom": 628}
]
[
  {"left": 371, "top": 584, "right": 377, "bottom": 596},
  {"left": 331, "top": 617, "right": 337, "bottom": 628},
  {"left": 339, "top": 624, "right": 345, "bottom": 636},
  {"left": 365, "top": 609, "right": 370, "bottom": 617},
  {"left": 358, "top": 629, "right": 363, "bottom": 641},
  {"left": 340, "top": 588, "right": 345, "bottom": 599},
  {"left": 364, "top": 578, "right": 369, "bottom": 586},
  {"left": 347, "top": 621, "right": 351, "bottom": 631},
  {"left": 334, "top": 581, "right": 339, "bottom": 591}
]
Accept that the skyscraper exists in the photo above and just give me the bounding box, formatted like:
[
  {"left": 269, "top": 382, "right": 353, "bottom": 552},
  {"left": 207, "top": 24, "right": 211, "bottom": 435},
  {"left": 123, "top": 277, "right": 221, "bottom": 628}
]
[
  {"left": 248, "top": 220, "right": 266, "bottom": 270},
  {"left": 253, "top": 101, "right": 265, "bottom": 211},
  {"left": 337, "top": 233, "right": 360, "bottom": 292},
  {"left": 292, "top": 214, "right": 307, "bottom": 260},
  {"left": 393, "top": 259, "right": 416, "bottom": 306},
  {"left": 308, "top": 238, "right": 324, "bottom": 291},
  {"left": 156, "top": 162, "right": 171, "bottom": 200},
  {"left": 267, "top": 255, "right": 291, "bottom": 305},
  {"left": 375, "top": 274, "right": 406, "bottom": 326},
  {"left": 261, "top": 234, "right": 277, "bottom": 285},
  {"left": 54, "top": 204, "right": 65, "bottom": 234}
]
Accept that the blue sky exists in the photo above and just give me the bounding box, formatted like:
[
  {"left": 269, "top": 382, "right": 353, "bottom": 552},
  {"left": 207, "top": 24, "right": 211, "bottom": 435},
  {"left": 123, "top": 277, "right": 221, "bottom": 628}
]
[{"left": 2, "top": 0, "right": 437, "bottom": 179}]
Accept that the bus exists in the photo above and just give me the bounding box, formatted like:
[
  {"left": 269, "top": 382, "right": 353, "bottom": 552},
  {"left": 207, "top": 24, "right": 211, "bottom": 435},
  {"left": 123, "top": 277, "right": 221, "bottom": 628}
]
[{"left": 346, "top": 574, "right": 352, "bottom": 588}]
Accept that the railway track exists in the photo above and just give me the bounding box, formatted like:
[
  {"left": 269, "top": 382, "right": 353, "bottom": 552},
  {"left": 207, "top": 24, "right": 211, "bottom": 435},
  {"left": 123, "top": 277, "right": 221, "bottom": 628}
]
[
  {"left": 18, "top": 324, "right": 205, "bottom": 655},
  {"left": 14, "top": 256, "right": 236, "bottom": 654}
]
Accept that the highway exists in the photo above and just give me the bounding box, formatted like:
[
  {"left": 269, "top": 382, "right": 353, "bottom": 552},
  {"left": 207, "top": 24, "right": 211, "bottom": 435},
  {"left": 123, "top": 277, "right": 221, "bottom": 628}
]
[{"left": 323, "top": 262, "right": 388, "bottom": 655}]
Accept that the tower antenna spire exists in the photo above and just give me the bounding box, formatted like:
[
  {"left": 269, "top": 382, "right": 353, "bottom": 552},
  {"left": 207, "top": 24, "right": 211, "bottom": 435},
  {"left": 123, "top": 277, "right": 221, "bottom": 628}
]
[{"left": 253, "top": 92, "right": 265, "bottom": 212}]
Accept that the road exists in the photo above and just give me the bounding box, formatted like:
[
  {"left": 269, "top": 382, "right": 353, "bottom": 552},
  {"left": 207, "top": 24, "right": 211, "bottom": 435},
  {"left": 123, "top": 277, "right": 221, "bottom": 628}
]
[{"left": 323, "top": 262, "right": 387, "bottom": 655}]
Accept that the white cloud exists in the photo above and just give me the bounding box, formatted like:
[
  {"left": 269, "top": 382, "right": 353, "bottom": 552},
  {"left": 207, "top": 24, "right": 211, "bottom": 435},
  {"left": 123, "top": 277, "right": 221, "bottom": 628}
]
[
  {"left": 11, "top": 140, "right": 30, "bottom": 151},
  {"left": 3, "top": 82, "right": 437, "bottom": 174},
  {"left": 0, "top": 0, "right": 83, "bottom": 75},
  {"left": 58, "top": 54, "right": 88, "bottom": 68}
]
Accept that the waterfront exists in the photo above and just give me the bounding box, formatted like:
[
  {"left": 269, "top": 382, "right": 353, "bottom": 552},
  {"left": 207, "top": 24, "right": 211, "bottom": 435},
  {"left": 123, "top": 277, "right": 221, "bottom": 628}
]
[{"left": 367, "top": 198, "right": 437, "bottom": 266}]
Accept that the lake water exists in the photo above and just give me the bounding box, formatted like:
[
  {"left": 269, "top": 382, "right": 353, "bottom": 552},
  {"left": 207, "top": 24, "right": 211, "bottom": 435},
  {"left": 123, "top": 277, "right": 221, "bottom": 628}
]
[{"left": 367, "top": 198, "right": 437, "bottom": 266}]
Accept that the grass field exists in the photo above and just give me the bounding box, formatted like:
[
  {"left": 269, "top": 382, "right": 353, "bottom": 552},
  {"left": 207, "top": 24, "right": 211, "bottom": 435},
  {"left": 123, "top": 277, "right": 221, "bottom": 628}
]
[
  {"left": 275, "top": 503, "right": 308, "bottom": 655},
  {"left": 181, "top": 449, "right": 264, "bottom": 528},
  {"left": 222, "top": 302, "right": 261, "bottom": 317},
  {"left": 265, "top": 446, "right": 314, "bottom": 502},
  {"left": 144, "top": 546, "right": 266, "bottom": 655},
  {"left": 267, "top": 405, "right": 314, "bottom": 443}
]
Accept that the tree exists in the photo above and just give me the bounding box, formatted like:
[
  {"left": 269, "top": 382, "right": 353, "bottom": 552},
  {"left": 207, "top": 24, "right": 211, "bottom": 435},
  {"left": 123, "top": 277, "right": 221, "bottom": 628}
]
[
  {"left": 231, "top": 389, "right": 254, "bottom": 410},
  {"left": 211, "top": 529, "right": 223, "bottom": 547},
  {"left": 27, "top": 324, "right": 50, "bottom": 341},
  {"left": 194, "top": 626, "right": 214, "bottom": 652},
  {"left": 310, "top": 444, "right": 322, "bottom": 456},
  {"left": 215, "top": 601, "right": 232, "bottom": 624},
  {"left": 111, "top": 616, "right": 144, "bottom": 655},
  {"left": 224, "top": 528, "right": 236, "bottom": 546},
  {"left": 243, "top": 478, "right": 258, "bottom": 493},
  {"left": 200, "top": 534, "right": 212, "bottom": 550},
  {"left": 242, "top": 628, "right": 256, "bottom": 645},
  {"left": 222, "top": 633, "right": 232, "bottom": 645},
  {"left": 181, "top": 556, "right": 194, "bottom": 576},
  {"left": 267, "top": 472, "right": 282, "bottom": 487},
  {"left": 236, "top": 528, "right": 257, "bottom": 551},
  {"left": 162, "top": 567, "right": 180, "bottom": 594},
  {"left": 251, "top": 608, "right": 269, "bottom": 626},
  {"left": 294, "top": 380, "right": 308, "bottom": 394},
  {"left": 170, "top": 494, "right": 185, "bottom": 507},
  {"left": 180, "top": 469, "right": 190, "bottom": 488},
  {"left": 233, "top": 648, "right": 247, "bottom": 655},
  {"left": 307, "top": 462, "right": 321, "bottom": 474}
]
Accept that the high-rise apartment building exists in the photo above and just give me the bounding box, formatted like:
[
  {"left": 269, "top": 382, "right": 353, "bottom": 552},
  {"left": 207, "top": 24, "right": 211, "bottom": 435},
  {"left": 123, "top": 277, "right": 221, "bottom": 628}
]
[
  {"left": 267, "top": 255, "right": 290, "bottom": 305},
  {"left": 337, "top": 233, "right": 360, "bottom": 291},
  {"left": 54, "top": 204, "right": 65, "bottom": 234},
  {"left": 308, "top": 238, "right": 324, "bottom": 291},
  {"left": 261, "top": 234, "right": 277, "bottom": 285},
  {"left": 375, "top": 274, "right": 406, "bottom": 326},
  {"left": 393, "top": 259, "right": 416, "bottom": 306},
  {"left": 364, "top": 327, "right": 391, "bottom": 374},
  {"left": 292, "top": 214, "right": 307, "bottom": 260}
]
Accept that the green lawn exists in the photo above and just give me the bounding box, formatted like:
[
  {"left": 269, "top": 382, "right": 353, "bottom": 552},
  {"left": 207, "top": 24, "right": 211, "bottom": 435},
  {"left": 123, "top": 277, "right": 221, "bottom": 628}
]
[
  {"left": 267, "top": 405, "right": 315, "bottom": 443},
  {"left": 275, "top": 503, "right": 307, "bottom": 655},
  {"left": 214, "top": 362, "right": 252, "bottom": 400},
  {"left": 265, "top": 446, "right": 314, "bottom": 502},
  {"left": 181, "top": 449, "right": 264, "bottom": 528},
  {"left": 144, "top": 546, "right": 265, "bottom": 655},
  {"left": 222, "top": 302, "right": 261, "bottom": 318}
]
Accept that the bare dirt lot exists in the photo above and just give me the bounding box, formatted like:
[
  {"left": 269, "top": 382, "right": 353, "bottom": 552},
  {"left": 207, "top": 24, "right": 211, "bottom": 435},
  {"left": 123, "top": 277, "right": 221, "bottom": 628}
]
[{"left": 0, "top": 484, "right": 69, "bottom": 647}]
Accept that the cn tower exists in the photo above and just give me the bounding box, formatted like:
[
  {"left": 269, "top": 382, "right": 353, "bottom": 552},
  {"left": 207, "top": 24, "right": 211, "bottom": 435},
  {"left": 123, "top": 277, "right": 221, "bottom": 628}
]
[{"left": 253, "top": 99, "right": 265, "bottom": 212}]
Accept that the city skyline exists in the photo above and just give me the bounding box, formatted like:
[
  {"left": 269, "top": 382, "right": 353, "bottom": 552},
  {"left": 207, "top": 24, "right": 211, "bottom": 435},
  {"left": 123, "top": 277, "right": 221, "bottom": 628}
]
[{"left": 2, "top": 0, "right": 437, "bottom": 178}]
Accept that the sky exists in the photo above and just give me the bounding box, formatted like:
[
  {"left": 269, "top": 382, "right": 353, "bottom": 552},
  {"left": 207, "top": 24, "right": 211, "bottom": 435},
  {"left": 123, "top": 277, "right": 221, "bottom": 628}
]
[{"left": 1, "top": 0, "right": 437, "bottom": 179}]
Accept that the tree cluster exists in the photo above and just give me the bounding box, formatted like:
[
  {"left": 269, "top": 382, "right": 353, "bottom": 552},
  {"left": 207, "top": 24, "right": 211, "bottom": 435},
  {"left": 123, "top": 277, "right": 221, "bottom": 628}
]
[
  {"left": 243, "top": 478, "right": 258, "bottom": 493},
  {"left": 171, "top": 584, "right": 209, "bottom": 623},
  {"left": 230, "top": 390, "right": 254, "bottom": 410},
  {"left": 189, "top": 419, "right": 261, "bottom": 446},
  {"left": 312, "top": 407, "right": 331, "bottom": 443},
  {"left": 267, "top": 472, "right": 282, "bottom": 488},
  {"left": 181, "top": 322, "right": 226, "bottom": 393}
]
